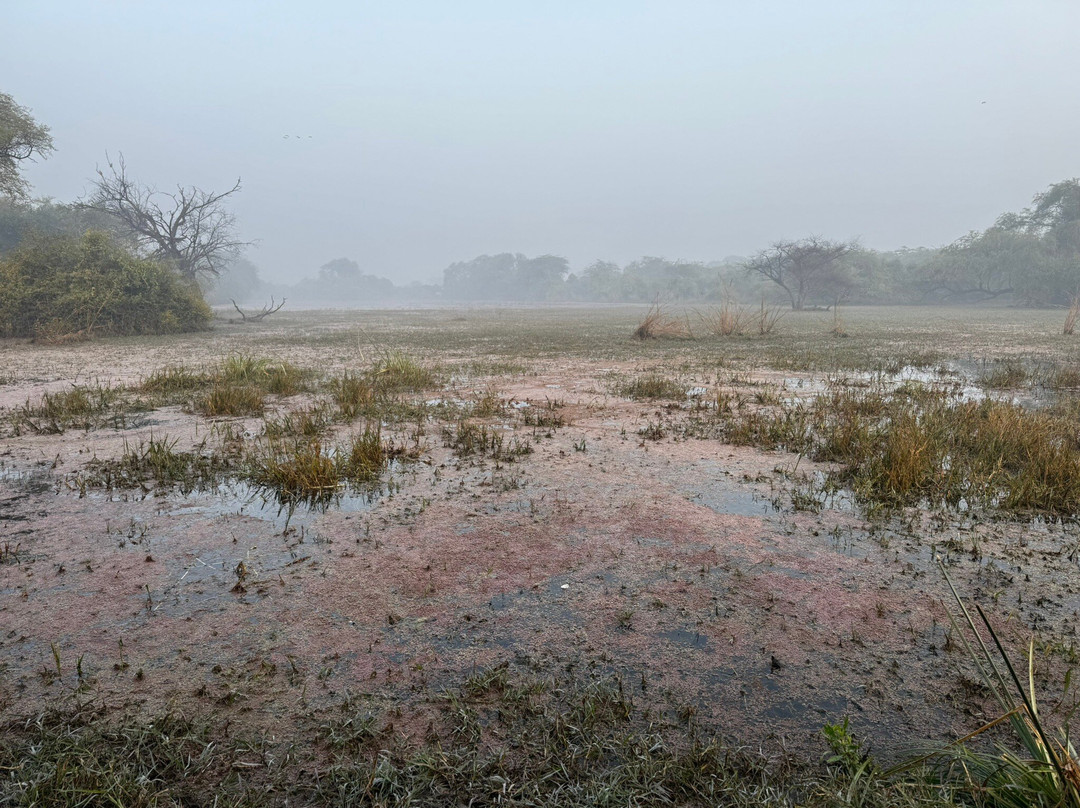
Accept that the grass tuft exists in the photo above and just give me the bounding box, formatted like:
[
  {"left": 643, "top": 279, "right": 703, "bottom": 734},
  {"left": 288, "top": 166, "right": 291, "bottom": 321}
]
[
  {"left": 371, "top": 350, "right": 436, "bottom": 392},
  {"left": 633, "top": 302, "right": 692, "bottom": 340},
  {"left": 617, "top": 374, "right": 686, "bottom": 400},
  {"left": 194, "top": 383, "right": 265, "bottom": 417}
]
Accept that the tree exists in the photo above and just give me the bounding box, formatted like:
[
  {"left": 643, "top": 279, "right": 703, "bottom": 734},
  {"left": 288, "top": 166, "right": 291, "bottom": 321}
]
[
  {"left": 319, "top": 257, "right": 361, "bottom": 283},
  {"left": 86, "top": 154, "right": 248, "bottom": 282},
  {"left": 0, "top": 92, "right": 54, "bottom": 199},
  {"left": 743, "top": 237, "right": 854, "bottom": 310}
]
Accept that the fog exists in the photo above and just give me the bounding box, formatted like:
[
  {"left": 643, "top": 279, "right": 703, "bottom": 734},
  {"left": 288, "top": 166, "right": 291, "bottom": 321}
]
[{"left": 5, "top": 1, "right": 1080, "bottom": 286}]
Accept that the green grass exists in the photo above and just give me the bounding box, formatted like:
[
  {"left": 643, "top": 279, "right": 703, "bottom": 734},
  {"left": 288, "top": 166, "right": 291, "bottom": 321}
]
[
  {"left": 443, "top": 419, "right": 533, "bottom": 461},
  {"left": 15, "top": 382, "right": 126, "bottom": 434},
  {"left": 0, "top": 667, "right": 974, "bottom": 808},
  {"left": 194, "top": 383, "right": 265, "bottom": 417},
  {"left": 370, "top": 350, "right": 436, "bottom": 392},
  {"left": 617, "top": 373, "right": 687, "bottom": 400},
  {"left": 85, "top": 434, "right": 234, "bottom": 492},
  {"left": 263, "top": 403, "right": 334, "bottom": 440},
  {"left": 138, "top": 364, "right": 212, "bottom": 401},
  {"left": 327, "top": 370, "right": 376, "bottom": 420},
  {"left": 245, "top": 429, "right": 392, "bottom": 507},
  {"left": 216, "top": 354, "right": 308, "bottom": 395}
]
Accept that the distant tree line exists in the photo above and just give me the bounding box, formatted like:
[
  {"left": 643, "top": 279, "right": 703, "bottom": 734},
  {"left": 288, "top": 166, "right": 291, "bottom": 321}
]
[{"left": 436, "top": 180, "right": 1080, "bottom": 309}]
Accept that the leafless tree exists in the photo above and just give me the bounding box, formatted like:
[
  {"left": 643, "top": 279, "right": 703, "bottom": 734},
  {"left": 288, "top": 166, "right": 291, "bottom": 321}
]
[
  {"left": 85, "top": 154, "right": 249, "bottom": 282},
  {"left": 743, "top": 236, "right": 854, "bottom": 310}
]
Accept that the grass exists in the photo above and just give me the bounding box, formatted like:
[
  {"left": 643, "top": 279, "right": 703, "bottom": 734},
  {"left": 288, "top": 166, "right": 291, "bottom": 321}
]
[
  {"left": 888, "top": 565, "right": 1080, "bottom": 808},
  {"left": 0, "top": 668, "right": 968, "bottom": 807},
  {"left": 15, "top": 382, "right": 125, "bottom": 434},
  {"left": 328, "top": 370, "right": 376, "bottom": 420},
  {"left": 697, "top": 300, "right": 746, "bottom": 336},
  {"left": 245, "top": 429, "right": 392, "bottom": 507},
  {"left": 245, "top": 439, "right": 343, "bottom": 507},
  {"left": 981, "top": 360, "right": 1028, "bottom": 389},
  {"left": 338, "top": 426, "right": 388, "bottom": 483},
  {"left": 0, "top": 708, "right": 219, "bottom": 807},
  {"left": 85, "top": 434, "right": 234, "bottom": 493},
  {"left": 138, "top": 364, "right": 212, "bottom": 402},
  {"left": 633, "top": 302, "right": 693, "bottom": 340},
  {"left": 617, "top": 373, "right": 687, "bottom": 400},
  {"left": 370, "top": 350, "right": 436, "bottom": 392},
  {"left": 194, "top": 382, "right": 265, "bottom": 417},
  {"left": 443, "top": 419, "right": 533, "bottom": 461},
  {"left": 263, "top": 403, "right": 334, "bottom": 440},
  {"left": 216, "top": 354, "right": 307, "bottom": 395},
  {"left": 687, "top": 381, "right": 1080, "bottom": 518}
]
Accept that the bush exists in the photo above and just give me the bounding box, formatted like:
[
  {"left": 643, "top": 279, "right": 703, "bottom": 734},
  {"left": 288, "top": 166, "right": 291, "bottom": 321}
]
[{"left": 0, "top": 230, "right": 211, "bottom": 339}]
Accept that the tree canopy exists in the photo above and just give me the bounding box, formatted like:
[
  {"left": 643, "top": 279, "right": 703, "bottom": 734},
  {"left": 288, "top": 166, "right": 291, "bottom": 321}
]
[
  {"left": 0, "top": 92, "right": 54, "bottom": 199},
  {"left": 743, "top": 237, "right": 855, "bottom": 309}
]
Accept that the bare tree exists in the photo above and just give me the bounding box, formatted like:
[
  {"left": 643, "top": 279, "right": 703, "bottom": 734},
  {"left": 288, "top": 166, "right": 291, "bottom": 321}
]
[
  {"left": 85, "top": 154, "right": 248, "bottom": 282},
  {"left": 743, "top": 236, "right": 854, "bottom": 310}
]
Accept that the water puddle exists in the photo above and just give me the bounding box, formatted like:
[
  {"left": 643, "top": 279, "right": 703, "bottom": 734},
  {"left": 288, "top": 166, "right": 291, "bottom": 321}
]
[
  {"left": 658, "top": 628, "right": 709, "bottom": 649},
  {"left": 690, "top": 487, "right": 778, "bottom": 518},
  {"left": 162, "top": 478, "right": 383, "bottom": 529}
]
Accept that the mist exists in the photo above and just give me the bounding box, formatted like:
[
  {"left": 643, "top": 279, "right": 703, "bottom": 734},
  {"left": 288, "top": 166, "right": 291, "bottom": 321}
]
[{"left": 5, "top": 1, "right": 1080, "bottom": 288}]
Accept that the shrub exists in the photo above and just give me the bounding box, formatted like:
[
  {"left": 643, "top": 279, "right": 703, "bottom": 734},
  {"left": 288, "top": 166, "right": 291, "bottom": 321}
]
[{"left": 0, "top": 231, "right": 211, "bottom": 339}]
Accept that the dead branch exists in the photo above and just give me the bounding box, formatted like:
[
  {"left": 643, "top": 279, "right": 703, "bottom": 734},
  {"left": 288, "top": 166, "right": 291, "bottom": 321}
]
[{"left": 229, "top": 297, "right": 285, "bottom": 323}]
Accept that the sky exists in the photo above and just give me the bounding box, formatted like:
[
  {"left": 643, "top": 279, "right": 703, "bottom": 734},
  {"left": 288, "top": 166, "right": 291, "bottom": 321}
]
[{"left": 5, "top": 1, "right": 1080, "bottom": 285}]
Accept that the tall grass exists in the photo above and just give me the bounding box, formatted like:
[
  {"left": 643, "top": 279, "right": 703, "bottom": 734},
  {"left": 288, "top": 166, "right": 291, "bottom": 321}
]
[
  {"left": 86, "top": 434, "right": 233, "bottom": 492},
  {"left": 1065, "top": 296, "right": 1080, "bottom": 336},
  {"left": 890, "top": 565, "right": 1080, "bottom": 808},
  {"left": 633, "top": 302, "right": 692, "bottom": 340},
  {"left": 194, "top": 383, "right": 265, "bottom": 417},
  {"left": 217, "top": 354, "right": 307, "bottom": 395},
  {"left": 617, "top": 374, "right": 686, "bottom": 400},
  {"left": 698, "top": 300, "right": 746, "bottom": 336}
]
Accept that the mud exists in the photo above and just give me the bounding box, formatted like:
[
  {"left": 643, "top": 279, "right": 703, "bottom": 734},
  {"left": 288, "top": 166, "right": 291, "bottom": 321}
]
[{"left": 2, "top": 317, "right": 1079, "bottom": 761}]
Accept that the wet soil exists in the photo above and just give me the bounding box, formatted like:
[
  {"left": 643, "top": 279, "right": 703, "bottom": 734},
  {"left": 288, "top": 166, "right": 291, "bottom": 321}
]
[{"left": 2, "top": 315, "right": 1079, "bottom": 762}]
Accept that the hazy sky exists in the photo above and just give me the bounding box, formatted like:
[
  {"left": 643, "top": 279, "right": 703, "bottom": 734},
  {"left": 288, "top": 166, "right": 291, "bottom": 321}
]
[{"left": 5, "top": 1, "right": 1080, "bottom": 284}]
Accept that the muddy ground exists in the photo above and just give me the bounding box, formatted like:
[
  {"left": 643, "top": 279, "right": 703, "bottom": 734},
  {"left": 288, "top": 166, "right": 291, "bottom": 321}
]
[{"left": 2, "top": 307, "right": 1079, "bottom": 762}]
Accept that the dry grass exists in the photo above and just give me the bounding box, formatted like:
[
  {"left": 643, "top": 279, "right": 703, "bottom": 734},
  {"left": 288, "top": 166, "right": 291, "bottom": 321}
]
[
  {"left": 688, "top": 382, "right": 1080, "bottom": 517},
  {"left": 632, "top": 302, "right": 693, "bottom": 340},
  {"left": 697, "top": 299, "right": 746, "bottom": 336},
  {"left": 246, "top": 439, "right": 343, "bottom": 507},
  {"left": 754, "top": 297, "right": 786, "bottom": 335},
  {"left": 1065, "top": 296, "right": 1080, "bottom": 336},
  {"left": 370, "top": 350, "right": 436, "bottom": 392}
]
